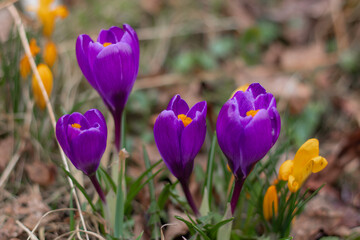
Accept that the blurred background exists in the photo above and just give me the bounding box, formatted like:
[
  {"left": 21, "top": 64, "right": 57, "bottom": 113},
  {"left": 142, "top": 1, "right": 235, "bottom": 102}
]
[{"left": 0, "top": 0, "right": 360, "bottom": 239}]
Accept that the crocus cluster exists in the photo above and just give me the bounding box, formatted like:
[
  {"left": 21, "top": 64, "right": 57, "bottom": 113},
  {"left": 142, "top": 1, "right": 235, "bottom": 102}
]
[
  {"left": 278, "top": 138, "right": 327, "bottom": 192},
  {"left": 154, "top": 95, "right": 207, "bottom": 215},
  {"left": 217, "top": 83, "right": 281, "bottom": 213},
  {"left": 56, "top": 109, "right": 107, "bottom": 202},
  {"left": 76, "top": 25, "right": 139, "bottom": 151}
]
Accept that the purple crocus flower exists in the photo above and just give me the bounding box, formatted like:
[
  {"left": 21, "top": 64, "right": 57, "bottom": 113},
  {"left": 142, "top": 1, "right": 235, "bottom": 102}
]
[
  {"left": 76, "top": 24, "right": 139, "bottom": 151},
  {"left": 154, "top": 95, "right": 207, "bottom": 215},
  {"left": 56, "top": 109, "right": 107, "bottom": 202},
  {"left": 216, "top": 83, "right": 281, "bottom": 214}
]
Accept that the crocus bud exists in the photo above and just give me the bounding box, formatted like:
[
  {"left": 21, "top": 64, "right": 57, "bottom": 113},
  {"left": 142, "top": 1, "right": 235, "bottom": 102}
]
[
  {"left": 76, "top": 24, "right": 139, "bottom": 150},
  {"left": 217, "top": 83, "right": 281, "bottom": 180},
  {"left": 43, "top": 41, "right": 57, "bottom": 68},
  {"left": 154, "top": 95, "right": 207, "bottom": 215},
  {"left": 278, "top": 138, "right": 327, "bottom": 192},
  {"left": 32, "top": 64, "right": 53, "bottom": 109},
  {"left": 154, "top": 95, "right": 207, "bottom": 182},
  {"left": 263, "top": 185, "right": 278, "bottom": 221},
  {"left": 55, "top": 109, "right": 107, "bottom": 176}
]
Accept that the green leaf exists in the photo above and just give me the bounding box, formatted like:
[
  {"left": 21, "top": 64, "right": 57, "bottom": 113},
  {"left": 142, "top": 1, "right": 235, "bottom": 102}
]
[
  {"left": 175, "top": 216, "right": 211, "bottom": 240},
  {"left": 61, "top": 167, "right": 97, "bottom": 212},
  {"left": 203, "top": 134, "right": 217, "bottom": 208},
  {"left": 135, "top": 231, "right": 144, "bottom": 240},
  {"left": 216, "top": 203, "right": 233, "bottom": 240},
  {"left": 98, "top": 166, "right": 117, "bottom": 192},
  {"left": 208, "top": 217, "right": 234, "bottom": 238},
  {"left": 125, "top": 167, "right": 164, "bottom": 213}
]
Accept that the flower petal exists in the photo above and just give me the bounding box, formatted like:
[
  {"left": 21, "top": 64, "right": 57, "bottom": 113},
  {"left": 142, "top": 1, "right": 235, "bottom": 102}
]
[
  {"left": 71, "top": 128, "right": 106, "bottom": 175},
  {"left": 109, "top": 26, "right": 125, "bottom": 42},
  {"left": 154, "top": 110, "right": 184, "bottom": 179},
  {"left": 181, "top": 105, "right": 206, "bottom": 169},
  {"left": 56, "top": 114, "right": 72, "bottom": 159},
  {"left": 240, "top": 110, "right": 273, "bottom": 177},
  {"left": 84, "top": 109, "right": 107, "bottom": 137},
  {"left": 97, "top": 29, "right": 117, "bottom": 44},
  {"left": 92, "top": 42, "right": 136, "bottom": 111},
  {"left": 166, "top": 94, "right": 189, "bottom": 116},
  {"left": 76, "top": 34, "right": 97, "bottom": 88},
  {"left": 122, "top": 24, "right": 140, "bottom": 69},
  {"left": 216, "top": 99, "right": 246, "bottom": 177},
  {"left": 232, "top": 91, "right": 254, "bottom": 117},
  {"left": 187, "top": 101, "right": 206, "bottom": 119},
  {"left": 247, "top": 83, "right": 267, "bottom": 98}
]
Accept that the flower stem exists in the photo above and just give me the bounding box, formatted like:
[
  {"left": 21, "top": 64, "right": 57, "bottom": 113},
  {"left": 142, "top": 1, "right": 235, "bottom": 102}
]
[
  {"left": 230, "top": 178, "right": 245, "bottom": 215},
  {"left": 180, "top": 180, "right": 199, "bottom": 216},
  {"left": 113, "top": 112, "right": 122, "bottom": 152},
  {"left": 89, "top": 174, "right": 106, "bottom": 204}
]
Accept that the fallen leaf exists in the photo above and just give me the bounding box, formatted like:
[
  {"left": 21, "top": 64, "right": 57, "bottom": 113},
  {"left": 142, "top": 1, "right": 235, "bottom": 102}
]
[
  {"left": 0, "top": 136, "right": 14, "bottom": 171},
  {"left": 25, "top": 161, "right": 57, "bottom": 186}
]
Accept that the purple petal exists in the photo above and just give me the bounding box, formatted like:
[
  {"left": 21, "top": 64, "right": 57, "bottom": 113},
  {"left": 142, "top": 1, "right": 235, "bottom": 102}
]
[
  {"left": 71, "top": 128, "right": 106, "bottom": 175},
  {"left": 122, "top": 24, "right": 140, "bottom": 70},
  {"left": 247, "top": 83, "right": 267, "bottom": 98},
  {"left": 84, "top": 109, "right": 107, "bottom": 137},
  {"left": 180, "top": 110, "right": 206, "bottom": 168},
  {"left": 187, "top": 101, "right": 207, "bottom": 119},
  {"left": 92, "top": 43, "right": 136, "bottom": 111},
  {"left": 109, "top": 26, "right": 125, "bottom": 42},
  {"left": 167, "top": 94, "right": 189, "bottom": 116},
  {"left": 76, "top": 35, "right": 97, "bottom": 88},
  {"left": 239, "top": 110, "right": 273, "bottom": 177},
  {"left": 154, "top": 110, "right": 184, "bottom": 179},
  {"left": 254, "top": 93, "right": 275, "bottom": 110},
  {"left": 97, "top": 29, "right": 117, "bottom": 44},
  {"left": 269, "top": 107, "right": 281, "bottom": 144},
  {"left": 233, "top": 91, "right": 255, "bottom": 117},
  {"left": 216, "top": 99, "right": 246, "bottom": 176},
  {"left": 56, "top": 114, "right": 72, "bottom": 159},
  {"left": 67, "top": 112, "right": 90, "bottom": 129}
]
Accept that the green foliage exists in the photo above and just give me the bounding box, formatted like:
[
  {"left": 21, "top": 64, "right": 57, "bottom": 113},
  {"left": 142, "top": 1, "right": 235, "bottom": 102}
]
[{"left": 287, "top": 103, "right": 325, "bottom": 147}]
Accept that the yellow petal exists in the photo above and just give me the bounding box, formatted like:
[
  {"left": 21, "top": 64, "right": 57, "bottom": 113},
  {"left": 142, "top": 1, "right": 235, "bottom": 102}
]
[
  {"left": 288, "top": 175, "right": 300, "bottom": 193},
  {"left": 32, "top": 64, "right": 53, "bottom": 110},
  {"left": 20, "top": 56, "right": 31, "bottom": 79},
  {"left": 37, "top": 8, "right": 55, "bottom": 37},
  {"left": 53, "top": 6, "right": 69, "bottom": 19},
  {"left": 278, "top": 160, "right": 294, "bottom": 181},
  {"left": 292, "top": 138, "right": 319, "bottom": 178},
  {"left": 43, "top": 41, "right": 57, "bottom": 68},
  {"left": 263, "top": 185, "right": 278, "bottom": 221},
  {"left": 230, "top": 84, "right": 250, "bottom": 98},
  {"left": 311, "top": 156, "right": 327, "bottom": 173},
  {"left": 29, "top": 39, "right": 40, "bottom": 56}
]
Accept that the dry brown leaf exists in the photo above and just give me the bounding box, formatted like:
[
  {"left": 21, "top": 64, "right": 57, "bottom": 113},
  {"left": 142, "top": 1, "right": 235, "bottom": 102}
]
[
  {"left": 280, "top": 43, "right": 333, "bottom": 72},
  {"left": 0, "top": 186, "right": 51, "bottom": 238},
  {"left": 0, "top": 136, "right": 14, "bottom": 171},
  {"left": 25, "top": 161, "right": 57, "bottom": 186},
  {"left": 164, "top": 207, "right": 191, "bottom": 240}
]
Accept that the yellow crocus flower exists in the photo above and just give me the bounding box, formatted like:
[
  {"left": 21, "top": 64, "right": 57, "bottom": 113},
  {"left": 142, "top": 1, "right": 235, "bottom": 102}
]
[
  {"left": 19, "top": 39, "right": 41, "bottom": 78},
  {"left": 32, "top": 64, "right": 53, "bottom": 109},
  {"left": 263, "top": 185, "right": 278, "bottom": 221},
  {"left": 278, "top": 139, "right": 328, "bottom": 192},
  {"left": 36, "top": 0, "right": 69, "bottom": 37},
  {"left": 43, "top": 41, "right": 57, "bottom": 67}
]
